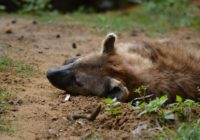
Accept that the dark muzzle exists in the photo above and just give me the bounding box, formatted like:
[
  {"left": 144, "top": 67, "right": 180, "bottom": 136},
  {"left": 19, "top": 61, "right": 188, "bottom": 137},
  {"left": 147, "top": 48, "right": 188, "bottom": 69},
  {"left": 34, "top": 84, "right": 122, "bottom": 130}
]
[{"left": 47, "top": 64, "right": 75, "bottom": 90}]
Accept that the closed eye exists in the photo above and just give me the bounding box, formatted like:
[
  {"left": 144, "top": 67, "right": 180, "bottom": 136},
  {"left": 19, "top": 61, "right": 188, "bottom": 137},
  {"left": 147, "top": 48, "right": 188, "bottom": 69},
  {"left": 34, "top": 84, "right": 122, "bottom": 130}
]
[{"left": 74, "top": 76, "right": 83, "bottom": 87}]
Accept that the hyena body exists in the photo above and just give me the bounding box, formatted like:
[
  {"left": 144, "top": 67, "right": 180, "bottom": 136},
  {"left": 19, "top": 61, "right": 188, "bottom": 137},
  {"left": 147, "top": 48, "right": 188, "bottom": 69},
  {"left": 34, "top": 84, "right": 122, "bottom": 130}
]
[{"left": 47, "top": 33, "right": 200, "bottom": 102}]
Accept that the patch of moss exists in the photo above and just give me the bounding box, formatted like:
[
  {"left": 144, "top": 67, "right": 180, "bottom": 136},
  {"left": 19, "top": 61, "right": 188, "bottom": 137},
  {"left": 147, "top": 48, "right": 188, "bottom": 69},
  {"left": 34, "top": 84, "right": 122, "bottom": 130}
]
[{"left": 0, "top": 56, "right": 35, "bottom": 76}]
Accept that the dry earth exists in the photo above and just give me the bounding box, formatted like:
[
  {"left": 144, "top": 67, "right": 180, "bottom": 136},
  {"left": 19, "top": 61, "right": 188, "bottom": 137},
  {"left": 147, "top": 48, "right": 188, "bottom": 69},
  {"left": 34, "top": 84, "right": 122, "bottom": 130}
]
[{"left": 0, "top": 17, "right": 200, "bottom": 140}]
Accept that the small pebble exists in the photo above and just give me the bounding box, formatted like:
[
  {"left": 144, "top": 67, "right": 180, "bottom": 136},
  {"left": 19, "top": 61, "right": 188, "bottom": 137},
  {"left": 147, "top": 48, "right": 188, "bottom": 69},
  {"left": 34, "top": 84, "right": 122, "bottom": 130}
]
[
  {"left": 48, "top": 128, "right": 56, "bottom": 134},
  {"left": 76, "top": 53, "right": 81, "bottom": 57},
  {"left": 72, "top": 42, "right": 77, "bottom": 49},
  {"left": 16, "top": 99, "right": 23, "bottom": 105},
  {"left": 19, "top": 48, "right": 24, "bottom": 51},
  {"left": 11, "top": 108, "right": 19, "bottom": 112},
  {"left": 17, "top": 35, "right": 24, "bottom": 41},
  {"left": 9, "top": 99, "right": 24, "bottom": 105},
  {"left": 51, "top": 117, "right": 58, "bottom": 121},
  {"left": 185, "top": 36, "right": 191, "bottom": 40},
  {"left": 5, "top": 29, "right": 13, "bottom": 34},
  {"left": 64, "top": 94, "right": 71, "bottom": 101},
  {"left": 32, "top": 45, "right": 40, "bottom": 49},
  {"left": 6, "top": 44, "right": 12, "bottom": 48},
  {"left": 32, "top": 20, "right": 37, "bottom": 25},
  {"left": 38, "top": 50, "right": 43, "bottom": 54},
  {"left": 56, "top": 34, "right": 61, "bottom": 38},
  {"left": 11, "top": 20, "right": 17, "bottom": 24}
]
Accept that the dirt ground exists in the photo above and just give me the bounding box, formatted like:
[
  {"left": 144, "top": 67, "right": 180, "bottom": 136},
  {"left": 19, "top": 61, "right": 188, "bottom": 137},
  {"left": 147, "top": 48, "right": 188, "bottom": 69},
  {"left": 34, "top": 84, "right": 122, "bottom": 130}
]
[{"left": 0, "top": 17, "right": 200, "bottom": 140}]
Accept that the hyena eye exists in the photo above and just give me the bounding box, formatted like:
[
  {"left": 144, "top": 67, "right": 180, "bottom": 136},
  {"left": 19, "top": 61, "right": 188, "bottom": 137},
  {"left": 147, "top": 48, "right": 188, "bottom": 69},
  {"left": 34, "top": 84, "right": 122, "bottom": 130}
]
[{"left": 74, "top": 76, "right": 83, "bottom": 87}]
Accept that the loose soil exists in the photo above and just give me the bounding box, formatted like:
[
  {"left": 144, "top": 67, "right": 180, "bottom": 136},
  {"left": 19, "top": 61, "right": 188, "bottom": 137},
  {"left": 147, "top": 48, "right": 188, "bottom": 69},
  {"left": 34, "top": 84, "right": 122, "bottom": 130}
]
[{"left": 0, "top": 17, "right": 200, "bottom": 140}]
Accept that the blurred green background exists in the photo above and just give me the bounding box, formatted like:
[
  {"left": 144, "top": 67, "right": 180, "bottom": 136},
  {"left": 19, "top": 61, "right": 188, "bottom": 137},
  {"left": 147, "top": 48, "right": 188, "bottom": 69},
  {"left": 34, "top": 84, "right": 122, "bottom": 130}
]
[
  {"left": 0, "top": 0, "right": 199, "bottom": 34},
  {"left": 1, "top": 0, "right": 139, "bottom": 13}
]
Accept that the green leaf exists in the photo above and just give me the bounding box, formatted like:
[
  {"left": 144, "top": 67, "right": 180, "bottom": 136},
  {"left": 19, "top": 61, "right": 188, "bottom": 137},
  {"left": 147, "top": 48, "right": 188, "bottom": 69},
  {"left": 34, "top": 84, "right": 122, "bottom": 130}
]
[
  {"left": 112, "top": 107, "right": 122, "bottom": 115},
  {"left": 176, "top": 95, "right": 183, "bottom": 103},
  {"left": 159, "top": 95, "right": 168, "bottom": 105},
  {"left": 184, "top": 99, "right": 195, "bottom": 106},
  {"left": 104, "top": 98, "right": 114, "bottom": 104}
]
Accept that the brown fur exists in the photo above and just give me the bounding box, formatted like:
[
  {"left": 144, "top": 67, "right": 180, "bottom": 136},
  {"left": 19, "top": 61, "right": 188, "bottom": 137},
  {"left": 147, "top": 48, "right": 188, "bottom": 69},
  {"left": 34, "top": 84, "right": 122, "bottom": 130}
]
[
  {"left": 106, "top": 41, "right": 200, "bottom": 102},
  {"left": 76, "top": 35, "right": 200, "bottom": 102},
  {"left": 48, "top": 33, "right": 200, "bottom": 102}
]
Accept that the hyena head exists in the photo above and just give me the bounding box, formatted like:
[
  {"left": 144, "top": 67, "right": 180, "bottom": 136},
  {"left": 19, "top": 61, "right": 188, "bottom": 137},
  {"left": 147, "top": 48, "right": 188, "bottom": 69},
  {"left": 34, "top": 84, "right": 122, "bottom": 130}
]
[{"left": 47, "top": 33, "right": 140, "bottom": 102}]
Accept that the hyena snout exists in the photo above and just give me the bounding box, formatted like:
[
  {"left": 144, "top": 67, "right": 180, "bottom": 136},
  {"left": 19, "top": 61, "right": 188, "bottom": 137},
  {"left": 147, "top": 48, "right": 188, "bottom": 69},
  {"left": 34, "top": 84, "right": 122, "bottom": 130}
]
[{"left": 47, "top": 64, "right": 75, "bottom": 90}]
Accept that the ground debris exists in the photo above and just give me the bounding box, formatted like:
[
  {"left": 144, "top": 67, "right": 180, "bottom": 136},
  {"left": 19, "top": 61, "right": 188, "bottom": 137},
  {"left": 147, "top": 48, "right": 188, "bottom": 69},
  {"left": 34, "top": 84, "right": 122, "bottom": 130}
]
[
  {"left": 8, "top": 99, "right": 23, "bottom": 105},
  {"left": 67, "top": 104, "right": 101, "bottom": 121},
  {"left": 72, "top": 42, "right": 77, "bottom": 49},
  {"left": 64, "top": 94, "right": 71, "bottom": 101},
  {"left": 132, "top": 123, "right": 148, "bottom": 135},
  {"left": 32, "top": 20, "right": 37, "bottom": 25},
  {"left": 5, "top": 29, "right": 13, "bottom": 34}
]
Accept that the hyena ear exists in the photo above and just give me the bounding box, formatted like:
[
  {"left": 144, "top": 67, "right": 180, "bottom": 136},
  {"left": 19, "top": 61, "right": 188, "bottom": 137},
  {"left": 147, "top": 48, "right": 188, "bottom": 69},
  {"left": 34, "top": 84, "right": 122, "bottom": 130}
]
[
  {"left": 107, "top": 78, "right": 130, "bottom": 102},
  {"left": 102, "top": 33, "right": 117, "bottom": 54}
]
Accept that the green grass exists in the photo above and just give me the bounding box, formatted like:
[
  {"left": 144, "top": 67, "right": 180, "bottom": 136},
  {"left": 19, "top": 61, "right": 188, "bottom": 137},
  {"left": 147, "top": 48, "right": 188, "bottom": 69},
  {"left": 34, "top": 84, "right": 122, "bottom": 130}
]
[
  {"left": 0, "top": 90, "right": 9, "bottom": 114},
  {"left": 0, "top": 56, "right": 35, "bottom": 76},
  {"left": 0, "top": 90, "right": 10, "bottom": 133},
  {"left": 0, "top": 0, "right": 199, "bottom": 36},
  {"left": 0, "top": 119, "right": 10, "bottom": 133},
  {"left": 155, "top": 120, "right": 200, "bottom": 140},
  {"left": 27, "top": 10, "right": 189, "bottom": 35},
  {"left": 22, "top": 0, "right": 200, "bottom": 35},
  {"left": 173, "top": 122, "right": 200, "bottom": 140},
  {"left": 128, "top": 86, "right": 200, "bottom": 139},
  {"left": 1, "top": 3, "right": 199, "bottom": 36}
]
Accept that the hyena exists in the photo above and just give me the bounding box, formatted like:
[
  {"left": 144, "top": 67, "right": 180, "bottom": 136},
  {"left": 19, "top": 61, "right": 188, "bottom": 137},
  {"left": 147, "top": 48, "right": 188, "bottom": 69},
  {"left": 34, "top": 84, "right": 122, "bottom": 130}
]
[{"left": 47, "top": 33, "right": 200, "bottom": 103}]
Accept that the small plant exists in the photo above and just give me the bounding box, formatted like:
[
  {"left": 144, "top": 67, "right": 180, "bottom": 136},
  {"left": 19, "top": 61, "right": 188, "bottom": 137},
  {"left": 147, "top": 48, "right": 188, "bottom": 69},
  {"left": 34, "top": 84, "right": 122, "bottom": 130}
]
[
  {"left": 132, "top": 93, "right": 200, "bottom": 122},
  {"left": 138, "top": 95, "right": 168, "bottom": 117},
  {"left": 134, "top": 85, "right": 147, "bottom": 97},
  {"left": 15, "top": 0, "right": 51, "bottom": 14},
  {"left": 0, "top": 56, "right": 35, "bottom": 76},
  {"left": 22, "top": 0, "right": 51, "bottom": 13},
  {"left": 0, "top": 119, "right": 10, "bottom": 133},
  {"left": 133, "top": 93, "right": 200, "bottom": 139},
  {"left": 173, "top": 121, "right": 200, "bottom": 140},
  {"left": 132, "top": 85, "right": 152, "bottom": 103},
  {"left": 0, "top": 56, "right": 13, "bottom": 71},
  {"left": 168, "top": 96, "right": 199, "bottom": 122},
  {"left": 130, "top": 85, "right": 154, "bottom": 109},
  {"left": 104, "top": 98, "right": 122, "bottom": 116},
  {"left": 0, "top": 90, "right": 10, "bottom": 133},
  {"left": 0, "top": 90, "right": 9, "bottom": 114},
  {"left": 155, "top": 119, "right": 200, "bottom": 140}
]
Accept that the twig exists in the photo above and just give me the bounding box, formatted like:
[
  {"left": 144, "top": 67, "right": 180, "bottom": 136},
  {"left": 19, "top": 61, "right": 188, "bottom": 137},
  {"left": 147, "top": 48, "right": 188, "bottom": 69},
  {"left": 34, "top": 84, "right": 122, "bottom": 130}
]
[{"left": 67, "top": 104, "right": 101, "bottom": 121}]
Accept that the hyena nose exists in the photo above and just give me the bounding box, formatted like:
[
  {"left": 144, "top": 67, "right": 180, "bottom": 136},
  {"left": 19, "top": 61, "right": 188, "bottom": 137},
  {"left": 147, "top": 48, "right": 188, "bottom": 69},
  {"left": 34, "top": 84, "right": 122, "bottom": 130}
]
[
  {"left": 47, "top": 65, "right": 74, "bottom": 90},
  {"left": 47, "top": 68, "right": 64, "bottom": 88},
  {"left": 47, "top": 68, "right": 58, "bottom": 80},
  {"left": 47, "top": 64, "right": 73, "bottom": 80}
]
